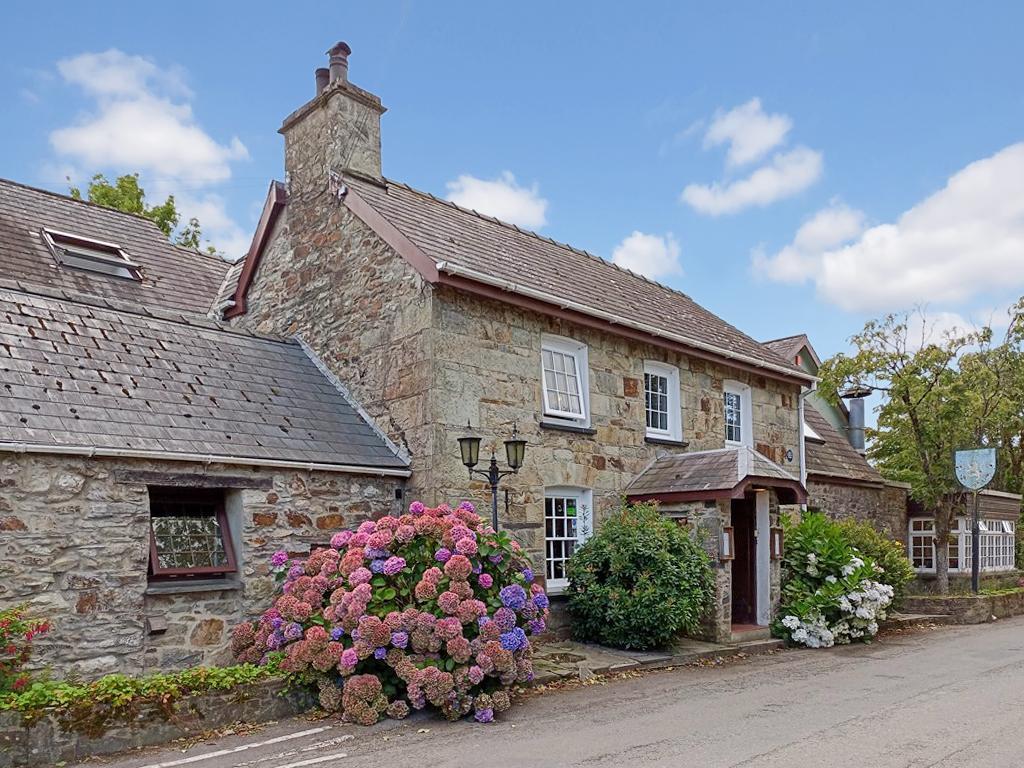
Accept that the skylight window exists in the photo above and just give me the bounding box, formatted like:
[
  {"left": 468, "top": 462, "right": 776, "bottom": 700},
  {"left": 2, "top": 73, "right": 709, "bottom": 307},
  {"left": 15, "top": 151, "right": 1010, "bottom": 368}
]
[{"left": 42, "top": 228, "right": 141, "bottom": 280}]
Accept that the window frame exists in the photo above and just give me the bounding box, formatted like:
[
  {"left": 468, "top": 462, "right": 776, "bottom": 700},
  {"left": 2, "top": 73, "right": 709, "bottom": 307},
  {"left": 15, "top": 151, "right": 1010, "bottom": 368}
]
[
  {"left": 643, "top": 360, "right": 681, "bottom": 441},
  {"left": 148, "top": 488, "right": 237, "bottom": 580},
  {"left": 908, "top": 516, "right": 1016, "bottom": 574},
  {"left": 723, "top": 380, "right": 753, "bottom": 447},
  {"left": 42, "top": 227, "right": 142, "bottom": 281},
  {"left": 543, "top": 486, "right": 593, "bottom": 593},
  {"left": 540, "top": 335, "right": 590, "bottom": 426}
]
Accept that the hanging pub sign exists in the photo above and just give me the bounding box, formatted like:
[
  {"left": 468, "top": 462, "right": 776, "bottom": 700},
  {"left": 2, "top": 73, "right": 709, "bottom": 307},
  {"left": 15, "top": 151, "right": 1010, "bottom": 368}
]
[{"left": 955, "top": 448, "right": 996, "bottom": 491}]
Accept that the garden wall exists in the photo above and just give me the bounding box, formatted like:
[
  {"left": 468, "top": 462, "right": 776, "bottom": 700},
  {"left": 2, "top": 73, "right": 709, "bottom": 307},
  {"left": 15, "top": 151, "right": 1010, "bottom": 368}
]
[
  {"left": 901, "top": 589, "right": 1024, "bottom": 624},
  {"left": 0, "top": 453, "right": 401, "bottom": 677},
  {"left": 0, "top": 678, "right": 313, "bottom": 768}
]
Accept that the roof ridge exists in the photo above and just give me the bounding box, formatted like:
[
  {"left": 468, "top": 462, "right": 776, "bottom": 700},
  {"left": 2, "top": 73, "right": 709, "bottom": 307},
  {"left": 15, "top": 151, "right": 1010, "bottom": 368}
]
[
  {"left": 377, "top": 175, "right": 705, "bottom": 304},
  {"left": 0, "top": 277, "right": 294, "bottom": 346},
  {"left": 762, "top": 333, "right": 807, "bottom": 345},
  {"left": 0, "top": 177, "right": 231, "bottom": 266}
]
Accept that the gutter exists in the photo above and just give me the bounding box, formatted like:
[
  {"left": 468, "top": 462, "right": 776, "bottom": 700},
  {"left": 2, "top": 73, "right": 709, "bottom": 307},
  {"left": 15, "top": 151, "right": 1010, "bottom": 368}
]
[
  {"left": 0, "top": 442, "right": 412, "bottom": 478},
  {"left": 434, "top": 261, "right": 816, "bottom": 385}
]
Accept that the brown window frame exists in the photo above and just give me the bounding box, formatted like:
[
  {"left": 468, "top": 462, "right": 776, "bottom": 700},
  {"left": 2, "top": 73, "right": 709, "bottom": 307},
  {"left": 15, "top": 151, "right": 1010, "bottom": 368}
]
[{"left": 148, "top": 488, "right": 237, "bottom": 580}]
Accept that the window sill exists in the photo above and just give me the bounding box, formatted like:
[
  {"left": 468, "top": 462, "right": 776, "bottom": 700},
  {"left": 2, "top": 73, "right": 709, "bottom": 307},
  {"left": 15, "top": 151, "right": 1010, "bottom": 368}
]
[
  {"left": 539, "top": 420, "right": 596, "bottom": 435},
  {"left": 645, "top": 436, "right": 689, "bottom": 448},
  {"left": 145, "top": 578, "right": 242, "bottom": 596}
]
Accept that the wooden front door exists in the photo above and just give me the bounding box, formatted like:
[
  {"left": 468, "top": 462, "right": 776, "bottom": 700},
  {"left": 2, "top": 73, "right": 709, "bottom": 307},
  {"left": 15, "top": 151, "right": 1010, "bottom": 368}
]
[{"left": 731, "top": 497, "right": 758, "bottom": 625}]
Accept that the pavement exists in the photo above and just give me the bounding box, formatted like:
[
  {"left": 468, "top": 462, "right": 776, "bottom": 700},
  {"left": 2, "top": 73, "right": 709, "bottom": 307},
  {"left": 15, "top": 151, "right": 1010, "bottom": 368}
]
[{"left": 78, "top": 617, "right": 1024, "bottom": 768}]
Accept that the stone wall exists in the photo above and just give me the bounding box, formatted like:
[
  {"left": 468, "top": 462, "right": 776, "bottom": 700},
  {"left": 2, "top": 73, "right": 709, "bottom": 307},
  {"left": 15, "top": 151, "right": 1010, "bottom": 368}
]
[
  {"left": 807, "top": 479, "right": 909, "bottom": 542},
  {"left": 235, "top": 199, "right": 436, "bottom": 501},
  {"left": 428, "top": 287, "right": 802, "bottom": 578},
  {"left": 0, "top": 453, "right": 401, "bottom": 677},
  {"left": 0, "top": 678, "right": 313, "bottom": 768}
]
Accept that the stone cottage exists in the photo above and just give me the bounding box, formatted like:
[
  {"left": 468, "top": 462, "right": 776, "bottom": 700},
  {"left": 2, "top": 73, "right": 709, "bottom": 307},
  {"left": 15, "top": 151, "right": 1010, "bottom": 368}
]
[
  {"left": 0, "top": 178, "right": 410, "bottom": 676},
  {"left": 218, "top": 42, "right": 817, "bottom": 642}
]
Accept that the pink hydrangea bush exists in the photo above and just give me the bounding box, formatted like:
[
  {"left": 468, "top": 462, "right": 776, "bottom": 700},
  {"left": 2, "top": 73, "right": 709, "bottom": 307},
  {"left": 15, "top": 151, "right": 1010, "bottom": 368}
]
[{"left": 232, "top": 501, "right": 549, "bottom": 724}]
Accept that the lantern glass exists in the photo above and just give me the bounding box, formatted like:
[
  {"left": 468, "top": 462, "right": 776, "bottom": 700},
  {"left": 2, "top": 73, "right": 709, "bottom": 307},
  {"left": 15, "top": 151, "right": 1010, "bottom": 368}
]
[
  {"left": 505, "top": 437, "right": 527, "bottom": 471},
  {"left": 458, "top": 435, "right": 481, "bottom": 469}
]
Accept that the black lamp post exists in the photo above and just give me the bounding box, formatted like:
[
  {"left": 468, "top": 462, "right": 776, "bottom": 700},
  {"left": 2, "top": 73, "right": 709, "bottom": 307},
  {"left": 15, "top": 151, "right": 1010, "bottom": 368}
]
[{"left": 458, "top": 422, "right": 527, "bottom": 531}]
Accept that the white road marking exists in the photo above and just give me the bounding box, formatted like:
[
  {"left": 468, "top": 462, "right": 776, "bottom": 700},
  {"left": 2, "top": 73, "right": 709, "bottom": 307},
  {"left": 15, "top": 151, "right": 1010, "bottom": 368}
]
[
  {"left": 134, "top": 725, "right": 334, "bottom": 768},
  {"left": 276, "top": 752, "right": 348, "bottom": 768}
]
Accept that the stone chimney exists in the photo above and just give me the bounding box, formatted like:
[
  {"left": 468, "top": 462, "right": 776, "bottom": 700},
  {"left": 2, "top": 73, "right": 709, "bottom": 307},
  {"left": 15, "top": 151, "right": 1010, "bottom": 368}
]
[
  {"left": 281, "top": 41, "right": 386, "bottom": 197},
  {"left": 840, "top": 385, "right": 872, "bottom": 455}
]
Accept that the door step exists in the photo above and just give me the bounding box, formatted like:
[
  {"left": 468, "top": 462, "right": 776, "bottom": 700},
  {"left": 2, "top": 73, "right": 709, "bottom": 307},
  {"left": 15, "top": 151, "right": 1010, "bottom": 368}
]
[{"left": 730, "top": 625, "right": 772, "bottom": 643}]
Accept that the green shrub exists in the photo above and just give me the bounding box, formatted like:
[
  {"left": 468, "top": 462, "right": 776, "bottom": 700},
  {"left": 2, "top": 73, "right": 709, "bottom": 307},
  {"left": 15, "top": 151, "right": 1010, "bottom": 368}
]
[
  {"left": 834, "top": 518, "right": 915, "bottom": 606},
  {"left": 0, "top": 658, "right": 284, "bottom": 736},
  {"left": 566, "top": 502, "right": 714, "bottom": 650},
  {"left": 776, "top": 512, "right": 894, "bottom": 647}
]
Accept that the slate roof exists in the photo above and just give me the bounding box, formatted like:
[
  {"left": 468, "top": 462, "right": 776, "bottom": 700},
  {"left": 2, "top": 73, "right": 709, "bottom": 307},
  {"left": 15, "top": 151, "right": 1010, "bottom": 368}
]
[
  {"left": 0, "top": 281, "right": 409, "bottom": 470},
  {"left": 762, "top": 334, "right": 806, "bottom": 363},
  {"left": 626, "top": 446, "right": 803, "bottom": 500},
  {"left": 0, "top": 178, "right": 231, "bottom": 316},
  {"left": 217, "top": 174, "right": 808, "bottom": 381},
  {"left": 342, "top": 175, "right": 811, "bottom": 379},
  {"left": 804, "top": 404, "right": 882, "bottom": 486}
]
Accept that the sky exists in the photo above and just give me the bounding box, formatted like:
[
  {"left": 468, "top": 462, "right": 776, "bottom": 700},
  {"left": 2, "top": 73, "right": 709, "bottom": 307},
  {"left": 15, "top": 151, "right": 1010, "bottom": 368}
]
[{"left": 2, "top": 1, "right": 1023, "bottom": 369}]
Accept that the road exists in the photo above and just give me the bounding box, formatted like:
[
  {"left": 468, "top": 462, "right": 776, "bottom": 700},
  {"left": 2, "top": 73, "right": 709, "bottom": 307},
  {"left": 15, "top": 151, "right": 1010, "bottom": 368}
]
[{"left": 84, "top": 618, "right": 1024, "bottom": 768}]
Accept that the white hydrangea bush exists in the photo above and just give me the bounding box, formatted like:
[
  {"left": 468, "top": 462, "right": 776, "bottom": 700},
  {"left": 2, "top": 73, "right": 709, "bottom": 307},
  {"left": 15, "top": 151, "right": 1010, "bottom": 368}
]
[{"left": 776, "top": 514, "right": 897, "bottom": 648}]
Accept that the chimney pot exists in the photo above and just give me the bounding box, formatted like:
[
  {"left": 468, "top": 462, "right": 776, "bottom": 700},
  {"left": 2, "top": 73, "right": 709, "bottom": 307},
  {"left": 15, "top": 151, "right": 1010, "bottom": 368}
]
[
  {"left": 315, "top": 67, "right": 329, "bottom": 95},
  {"left": 327, "top": 41, "right": 352, "bottom": 83},
  {"left": 840, "top": 386, "right": 871, "bottom": 454}
]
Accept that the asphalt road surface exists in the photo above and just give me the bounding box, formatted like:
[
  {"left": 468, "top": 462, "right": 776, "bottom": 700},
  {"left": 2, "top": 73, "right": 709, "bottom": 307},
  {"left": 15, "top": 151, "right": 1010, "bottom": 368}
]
[{"left": 83, "top": 617, "right": 1024, "bottom": 768}]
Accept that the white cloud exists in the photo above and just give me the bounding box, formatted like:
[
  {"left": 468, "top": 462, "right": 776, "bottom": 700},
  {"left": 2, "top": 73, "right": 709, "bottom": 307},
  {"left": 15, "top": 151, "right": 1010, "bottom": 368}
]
[
  {"left": 445, "top": 171, "right": 548, "bottom": 229},
  {"left": 681, "top": 146, "right": 823, "bottom": 216},
  {"left": 611, "top": 231, "right": 682, "bottom": 280},
  {"left": 756, "top": 143, "right": 1024, "bottom": 313},
  {"left": 51, "top": 97, "right": 247, "bottom": 184},
  {"left": 48, "top": 49, "right": 250, "bottom": 258},
  {"left": 751, "top": 202, "right": 865, "bottom": 283},
  {"left": 704, "top": 98, "right": 792, "bottom": 168},
  {"left": 57, "top": 50, "right": 191, "bottom": 99}
]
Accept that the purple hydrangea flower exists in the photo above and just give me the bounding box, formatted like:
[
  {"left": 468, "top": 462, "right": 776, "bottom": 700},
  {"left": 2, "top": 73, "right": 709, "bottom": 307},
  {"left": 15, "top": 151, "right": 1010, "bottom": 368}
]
[
  {"left": 340, "top": 648, "right": 358, "bottom": 668},
  {"left": 499, "top": 584, "right": 528, "bottom": 610},
  {"left": 284, "top": 622, "right": 304, "bottom": 641},
  {"left": 458, "top": 501, "right": 476, "bottom": 513},
  {"left": 330, "top": 627, "right": 345, "bottom": 641},
  {"left": 474, "top": 707, "right": 494, "bottom": 723},
  {"left": 374, "top": 647, "right": 388, "bottom": 660},
  {"left": 267, "top": 631, "right": 284, "bottom": 650},
  {"left": 435, "top": 548, "right": 453, "bottom": 563},
  {"left": 270, "top": 550, "right": 289, "bottom": 568},
  {"left": 533, "top": 593, "right": 550, "bottom": 610},
  {"left": 409, "top": 501, "right": 426, "bottom": 515},
  {"left": 364, "top": 547, "right": 389, "bottom": 559},
  {"left": 478, "top": 615, "right": 492, "bottom": 628},
  {"left": 500, "top": 627, "right": 527, "bottom": 651},
  {"left": 370, "top": 558, "right": 387, "bottom": 574},
  {"left": 488, "top": 553, "right": 503, "bottom": 564},
  {"left": 521, "top": 567, "right": 534, "bottom": 583},
  {"left": 494, "top": 607, "right": 517, "bottom": 632},
  {"left": 477, "top": 573, "right": 494, "bottom": 589},
  {"left": 528, "top": 618, "right": 546, "bottom": 635},
  {"left": 287, "top": 565, "right": 305, "bottom": 580},
  {"left": 270, "top": 617, "right": 284, "bottom": 630},
  {"left": 391, "top": 631, "right": 409, "bottom": 649},
  {"left": 382, "top": 556, "right": 407, "bottom": 576}
]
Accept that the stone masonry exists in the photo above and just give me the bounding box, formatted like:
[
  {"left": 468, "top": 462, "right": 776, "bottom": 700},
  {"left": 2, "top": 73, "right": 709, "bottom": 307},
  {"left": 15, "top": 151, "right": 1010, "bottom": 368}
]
[
  {"left": 807, "top": 480, "right": 909, "bottom": 542},
  {"left": 0, "top": 453, "right": 401, "bottom": 676}
]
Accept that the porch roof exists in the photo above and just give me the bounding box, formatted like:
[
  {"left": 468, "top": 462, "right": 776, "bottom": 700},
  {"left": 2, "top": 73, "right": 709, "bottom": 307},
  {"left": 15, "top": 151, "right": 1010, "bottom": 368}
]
[{"left": 625, "top": 446, "right": 807, "bottom": 504}]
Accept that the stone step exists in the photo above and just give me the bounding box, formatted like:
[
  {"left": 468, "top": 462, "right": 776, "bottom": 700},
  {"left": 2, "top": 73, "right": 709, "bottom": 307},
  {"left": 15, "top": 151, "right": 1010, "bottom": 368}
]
[{"left": 730, "top": 626, "right": 773, "bottom": 643}]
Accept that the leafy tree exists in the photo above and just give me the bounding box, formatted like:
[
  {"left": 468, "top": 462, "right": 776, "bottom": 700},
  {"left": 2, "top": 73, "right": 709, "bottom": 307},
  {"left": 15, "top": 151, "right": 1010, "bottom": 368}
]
[
  {"left": 69, "top": 173, "right": 215, "bottom": 254},
  {"left": 818, "top": 311, "right": 993, "bottom": 594}
]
